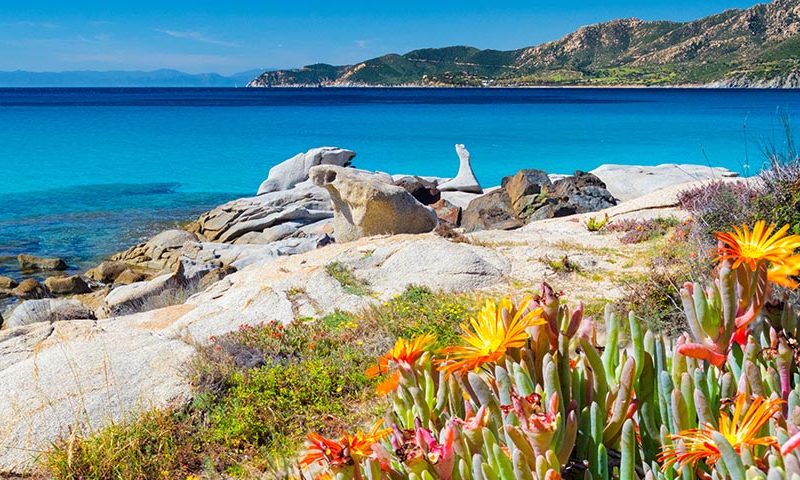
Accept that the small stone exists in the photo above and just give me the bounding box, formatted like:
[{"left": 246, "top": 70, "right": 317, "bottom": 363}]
[
  {"left": 431, "top": 198, "right": 462, "bottom": 226},
  {"left": 11, "top": 279, "right": 47, "bottom": 299},
  {"left": 85, "top": 261, "right": 129, "bottom": 284},
  {"left": 114, "top": 269, "right": 148, "bottom": 286},
  {"left": 44, "top": 275, "right": 92, "bottom": 295},
  {"left": 17, "top": 254, "right": 67, "bottom": 272},
  {"left": 0, "top": 276, "right": 17, "bottom": 289}
]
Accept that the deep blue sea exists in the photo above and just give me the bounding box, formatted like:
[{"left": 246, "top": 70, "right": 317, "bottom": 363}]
[{"left": 2, "top": 87, "right": 800, "bottom": 278}]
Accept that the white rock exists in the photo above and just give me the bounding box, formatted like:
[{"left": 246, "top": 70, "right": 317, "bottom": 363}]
[
  {"left": 437, "top": 144, "right": 483, "bottom": 193},
  {"left": 257, "top": 147, "right": 356, "bottom": 195},
  {"left": 102, "top": 268, "right": 185, "bottom": 316},
  {"left": 4, "top": 299, "right": 94, "bottom": 328},
  {"left": 591, "top": 164, "right": 739, "bottom": 202},
  {"left": 0, "top": 319, "right": 194, "bottom": 472}
]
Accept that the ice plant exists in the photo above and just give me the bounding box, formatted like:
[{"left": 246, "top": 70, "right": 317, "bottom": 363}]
[
  {"left": 365, "top": 334, "right": 436, "bottom": 396},
  {"left": 438, "top": 297, "right": 544, "bottom": 376},
  {"left": 715, "top": 221, "right": 800, "bottom": 274},
  {"left": 299, "top": 422, "right": 391, "bottom": 471},
  {"left": 660, "top": 394, "right": 782, "bottom": 472}
]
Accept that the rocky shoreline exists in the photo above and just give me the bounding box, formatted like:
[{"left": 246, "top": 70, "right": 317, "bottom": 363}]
[{"left": 0, "top": 145, "right": 740, "bottom": 474}]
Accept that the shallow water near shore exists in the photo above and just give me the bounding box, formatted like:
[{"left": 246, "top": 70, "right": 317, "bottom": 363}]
[{"left": 2, "top": 87, "right": 800, "bottom": 274}]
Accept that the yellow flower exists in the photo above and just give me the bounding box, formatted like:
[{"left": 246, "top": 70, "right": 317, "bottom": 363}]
[
  {"left": 659, "top": 394, "right": 782, "bottom": 472},
  {"left": 715, "top": 221, "right": 800, "bottom": 286},
  {"left": 438, "top": 297, "right": 545, "bottom": 376}
]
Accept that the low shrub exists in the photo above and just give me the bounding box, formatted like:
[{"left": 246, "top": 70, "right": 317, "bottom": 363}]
[
  {"left": 42, "top": 285, "right": 477, "bottom": 478},
  {"left": 325, "top": 261, "right": 373, "bottom": 296},
  {"left": 41, "top": 409, "right": 203, "bottom": 479},
  {"left": 606, "top": 216, "right": 679, "bottom": 244}
]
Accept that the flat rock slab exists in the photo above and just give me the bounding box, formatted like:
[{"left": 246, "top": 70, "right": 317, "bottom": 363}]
[{"left": 591, "top": 164, "right": 739, "bottom": 202}]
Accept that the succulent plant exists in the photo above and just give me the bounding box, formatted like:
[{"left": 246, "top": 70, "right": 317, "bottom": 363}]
[{"left": 296, "top": 222, "right": 800, "bottom": 480}]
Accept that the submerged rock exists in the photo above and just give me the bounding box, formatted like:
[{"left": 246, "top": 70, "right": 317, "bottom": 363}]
[
  {"left": 438, "top": 144, "right": 483, "bottom": 194},
  {"left": 17, "top": 254, "right": 67, "bottom": 272},
  {"left": 5, "top": 298, "right": 95, "bottom": 328},
  {"left": 310, "top": 165, "right": 438, "bottom": 242},
  {"left": 257, "top": 146, "right": 356, "bottom": 195},
  {"left": 44, "top": 275, "right": 92, "bottom": 295}
]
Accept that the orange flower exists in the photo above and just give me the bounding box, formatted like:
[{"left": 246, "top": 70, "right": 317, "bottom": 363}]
[
  {"left": 438, "top": 297, "right": 545, "bottom": 376},
  {"left": 366, "top": 334, "right": 436, "bottom": 396},
  {"left": 299, "top": 421, "right": 391, "bottom": 469},
  {"left": 715, "top": 221, "right": 800, "bottom": 281},
  {"left": 659, "top": 394, "right": 782, "bottom": 472}
]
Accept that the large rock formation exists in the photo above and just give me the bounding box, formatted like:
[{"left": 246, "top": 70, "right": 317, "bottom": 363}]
[
  {"left": 438, "top": 144, "right": 483, "bottom": 194},
  {"left": 257, "top": 147, "right": 356, "bottom": 195},
  {"left": 188, "top": 182, "right": 333, "bottom": 245},
  {"left": 310, "top": 165, "right": 438, "bottom": 242}
]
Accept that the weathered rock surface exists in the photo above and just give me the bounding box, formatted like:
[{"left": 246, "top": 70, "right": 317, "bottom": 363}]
[
  {"left": 102, "top": 266, "right": 186, "bottom": 317},
  {"left": 431, "top": 198, "right": 462, "bottom": 226},
  {"left": 85, "top": 261, "right": 129, "bottom": 284},
  {"left": 462, "top": 189, "right": 524, "bottom": 232},
  {"left": 11, "top": 279, "right": 46, "bottom": 299},
  {"left": 111, "top": 229, "right": 198, "bottom": 272},
  {"left": 438, "top": 144, "right": 483, "bottom": 193},
  {"left": 591, "top": 164, "right": 739, "bottom": 202},
  {"left": 44, "top": 275, "right": 92, "bottom": 295},
  {"left": 114, "top": 269, "right": 148, "bottom": 286},
  {"left": 257, "top": 147, "right": 356, "bottom": 195},
  {"left": 4, "top": 298, "right": 95, "bottom": 328},
  {"left": 0, "top": 319, "right": 194, "bottom": 472},
  {"left": 188, "top": 182, "right": 333, "bottom": 244},
  {"left": 310, "top": 165, "right": 438, "bottom": 242},
  {"left": 503, "top": 169, "right": 553, "bottom": 207},
  {"left": 0, "top": 276, "right": 16, "bottom": 290},
  {"left": 394, "top": 176, "right": 441, "bottom": 205},
  {"left": 17, "top": 254, "right": 67, "bottom": 272},
  {"left": 552, "top": 171, "right": 617, "bottom": 213}
]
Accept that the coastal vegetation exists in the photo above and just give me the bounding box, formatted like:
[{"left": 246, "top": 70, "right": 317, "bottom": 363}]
[
  {"left": 249, "top": 0, "right": 800, "bottom": 88},
  {"left": 40, "top": 216, "right": 800, "bottom": 479}
]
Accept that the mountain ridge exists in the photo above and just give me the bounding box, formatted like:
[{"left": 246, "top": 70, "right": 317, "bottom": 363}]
[{"left": 249, "top": 0, "right": 800, "bottom": 88}]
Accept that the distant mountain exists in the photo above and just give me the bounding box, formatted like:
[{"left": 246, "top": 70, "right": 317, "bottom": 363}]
[
  {"left": 0, "top": 69, "right": 272, "bottom": 87},
  {"left": 249, "top": 0, "right": 800, "bottom": 88}
]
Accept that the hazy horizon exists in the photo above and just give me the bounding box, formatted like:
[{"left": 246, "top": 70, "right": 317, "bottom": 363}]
[{"left": 0, "top": 0, "right": 765, "bottom": 75}]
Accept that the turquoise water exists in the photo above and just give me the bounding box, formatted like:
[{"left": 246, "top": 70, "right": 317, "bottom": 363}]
[{"left": 2, "top": 87, "right": 800, "bottom": 276}]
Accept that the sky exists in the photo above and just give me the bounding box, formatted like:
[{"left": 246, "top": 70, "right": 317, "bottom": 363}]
[{"left": 0, "top": 0, "right": 766, "bottom": 75}]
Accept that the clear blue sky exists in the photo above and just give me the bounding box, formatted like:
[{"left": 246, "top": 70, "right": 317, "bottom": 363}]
[{"left": 0, "top": 0, "right": 765, "bottom": 74}]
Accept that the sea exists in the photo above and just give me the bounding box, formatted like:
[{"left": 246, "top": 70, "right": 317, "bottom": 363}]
[{"left": 2, "top": 87, "right": 800, "bottom": 278}]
